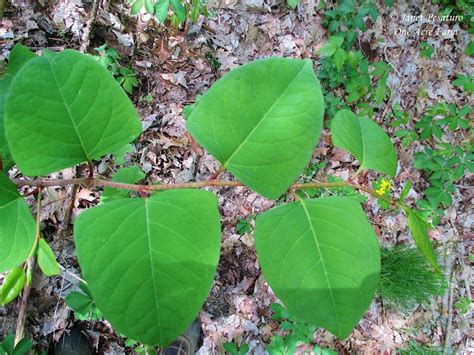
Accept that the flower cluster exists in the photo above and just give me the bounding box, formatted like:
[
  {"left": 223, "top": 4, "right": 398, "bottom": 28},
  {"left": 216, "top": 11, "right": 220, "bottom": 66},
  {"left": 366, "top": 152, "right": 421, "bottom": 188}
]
[{"left": 375, "top": 179, "right": 393, "bottom": 195}]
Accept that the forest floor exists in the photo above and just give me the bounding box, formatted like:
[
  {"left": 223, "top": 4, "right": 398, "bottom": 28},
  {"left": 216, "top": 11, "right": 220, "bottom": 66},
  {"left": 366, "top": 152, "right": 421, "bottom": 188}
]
[{"left": 0, "top": 0, "right": 472, "bottom": 354}]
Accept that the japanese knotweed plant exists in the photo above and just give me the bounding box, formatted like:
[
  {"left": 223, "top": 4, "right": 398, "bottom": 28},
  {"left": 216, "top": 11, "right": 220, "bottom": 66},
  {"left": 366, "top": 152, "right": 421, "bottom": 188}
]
[{"left": 0, "top": 44, "right": 441, "bottom": 347}]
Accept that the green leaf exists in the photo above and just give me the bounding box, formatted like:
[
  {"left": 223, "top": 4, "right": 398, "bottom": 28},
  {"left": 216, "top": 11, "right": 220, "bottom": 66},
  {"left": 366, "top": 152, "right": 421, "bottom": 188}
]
[
  {"left": 0, "top": 173, "right": 36, "bottom": 273},
  {"left": 65, "top": 291, "right": 92, "bottom": 312},
  {"left": 319, "top": 36, "right": 347, "bottom": 57},
  {"left": 155, "top": 0, "right": 170, "bottom": 23},
  {"left": 37, "top": 238, "right": 60, "bottom": 276},
  {"left": 170, "top": 0, "right": 186, "bottom": 23},
  {"left": 419, "top": 41, "right": 434, "bottom": 58},
  {"left": 287, "top": 0, "right": 298, "bottom": 9},
  {"left": 11, "top": 336, "right": 32, "bottom": 355},
  {"left": 189, "top": 0, "right": 199, "bottom": 22},
  {"left": 223, "top": 342, "right": 238, "bottom": 355},
  {"left": 74, "top": 190, "right": 221, "bottom": 346},
  {"left": 144, "top": 0, "right": 154, "bottom": 14},
  {"left": 111, "top": 143, "right": 134, "bottom": 165},
  {"left": 452, "top": 74, "right": 468, "bottom": 87},
  {"left": 405, "top": 208, "right": 440, "bottom": 272},
  {"left": 333, "top": 48, "right": 347, "bottom": 71},
  {"left": 254, "top": 197, "right": 380, "bottom": 338},
  {"left": 65, "top": 289, "right": 102, "bottom": 321},
  {"left": 186, "top": 58, "right": 324, "bottom": 199},
  {"left": 319, "top": 43, "right": 338, "bottom": 57},
  {"left": 0, "top": 267, "right": 26, "bottom": 305},
  {"left": 5, "top": 50, "right": 141, "bottom": 177},
  {"left": 0, "top": 44, "right": 37, "bottom": 171},
  {"left": 465, "top": 41, "right": 474, "bottom": 56},
  {"left": 329, "top": 36, "right": 344, "bottom": 47},
  {"left": 330, "top": 109, "right": 397, "bottom": 177},
  {"left": 400, "top": 180, "right": 411, "bottom": 201},
  {"left": 101, "top": 166, "right": 145, "bottom": 203},
  {"left": 131, "top": 0, "right": 144, "bottom": 15},
  {"left": 1, "top": 332, "right": 14, "bottom": 354}
]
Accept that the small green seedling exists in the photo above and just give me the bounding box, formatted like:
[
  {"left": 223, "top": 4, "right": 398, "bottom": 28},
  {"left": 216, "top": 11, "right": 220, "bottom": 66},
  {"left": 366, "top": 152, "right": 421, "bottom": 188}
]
[
  {"left": 318, "top": 37, "right": 392, "bottom": 115},
  {"left": 130, "top": 0, "right": 210, "bottom": 26},
  {"left": 268, "top": 303, "right": 337, "bottom": 354},
  {"left": 322, "top": 0, "right": 378, "bottom": 49},
  {"left": 452, "top": 74, "right": 474, "bottom": 93},
  {"left": 454, "top": 296, "right": 471, "bottom": 315},
  {"left": 419, "top": 41, "right": 435, "bottom": 58},
  {"left": 414, "top": 143, "right": 473, "bottom": 225},
  {"left": 223, "top": 341, "right": 249, "bottom": 355},
  {"left": 236, "top": 215, "right": 254, "bottom": 235},
  {"left": 124, "top": 338, "right": 156, "bottom": 354},
  {"left": 286, "top": 0, "right": 298, "bottom": 9},
  {"left": 65, "top": 282, "right": 102, "bottom": 321},
  {"left": 415, "top": 103, "right": 470, "bottom": 139},
  {"left": 267, "top": 303, "right": 317, "bottom": 354},
  {"left": 94, "top": 44, "right": 139, "bottom": 94},
  {"left": 390, "top": 103, "right": 419, "bottom": 148}
]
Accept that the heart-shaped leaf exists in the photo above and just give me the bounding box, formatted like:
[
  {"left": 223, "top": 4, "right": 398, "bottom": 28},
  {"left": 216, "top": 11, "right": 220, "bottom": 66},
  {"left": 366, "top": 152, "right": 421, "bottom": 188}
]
[
  {"left": 74, "top": 190, "right": 221, "bottom": 346},
  {"left": 254, "top": 196, "right": 380, "bottom": 338},
  {"left": 0, "top": 173, "right": 36, "bottom": 273},
  {"left": 0, "top": 44, "right": 37, "bottom": 171},
  {"left": 5, "top": 50, "right": 141, "bottom": 176},
  {"left": 186, "top": 58, "right": 324, "bottom": 199},
  {"left": 330, "top": 109, "right": 397, "bottom": 177}
]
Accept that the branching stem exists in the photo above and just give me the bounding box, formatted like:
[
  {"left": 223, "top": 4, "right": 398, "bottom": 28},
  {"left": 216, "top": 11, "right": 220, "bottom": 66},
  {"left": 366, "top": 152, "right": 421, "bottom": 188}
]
[{"left": 11, "top": 177, "right": 402, "bottom": 208}]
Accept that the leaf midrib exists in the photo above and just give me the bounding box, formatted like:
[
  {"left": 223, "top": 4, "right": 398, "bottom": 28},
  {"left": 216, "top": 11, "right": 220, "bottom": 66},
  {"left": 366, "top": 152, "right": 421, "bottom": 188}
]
[
  {"left": 221, "top": 61, "right": 308, "bottom": 169},
  {"left": 46, "top": 56, "right": 90, "bottom": 161},
  {"left": 144, "top": 199, "right": 163, "bottom": 344},
  {"left": 358, "top": 118, "right": 367, "bottom": 169},
  {"left": 298, "top": 199, "right": 342, "bottom": 336}
]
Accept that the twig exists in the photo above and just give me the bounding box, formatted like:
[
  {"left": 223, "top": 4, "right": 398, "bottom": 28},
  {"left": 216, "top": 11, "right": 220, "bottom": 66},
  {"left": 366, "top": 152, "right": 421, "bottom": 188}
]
[
  {"left": 443, "top": 252, "right": 456, "bottom": 352},
  {"left": 79, "top": 0, "right": 100, "bottom": 53},
  {"left": 350, "top": 166, "right": 363, "bottom": 180},
  {"left": 444, "top": 219, "right": 462, "bottom": 351},
  {"left": 14, "top": 189, "right": 42, "bottom": 345},
  {"left": 208, "top": 166, "right": 225, "bottom": 181},
  {"left": 52, "top": 272, "right": 66, "bottom": 340},
  {"left": 58, "top": 184, "right": 78, "bottom": 238},
  {"left": 59, "top": 266, "right": 87, "bottom": 284}
]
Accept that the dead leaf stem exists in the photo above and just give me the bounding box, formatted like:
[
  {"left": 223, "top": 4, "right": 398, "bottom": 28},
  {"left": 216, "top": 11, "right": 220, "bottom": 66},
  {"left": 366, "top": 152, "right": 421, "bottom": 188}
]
[{"left": 14, "top": 188, "right": 42, "bottom": 345}]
